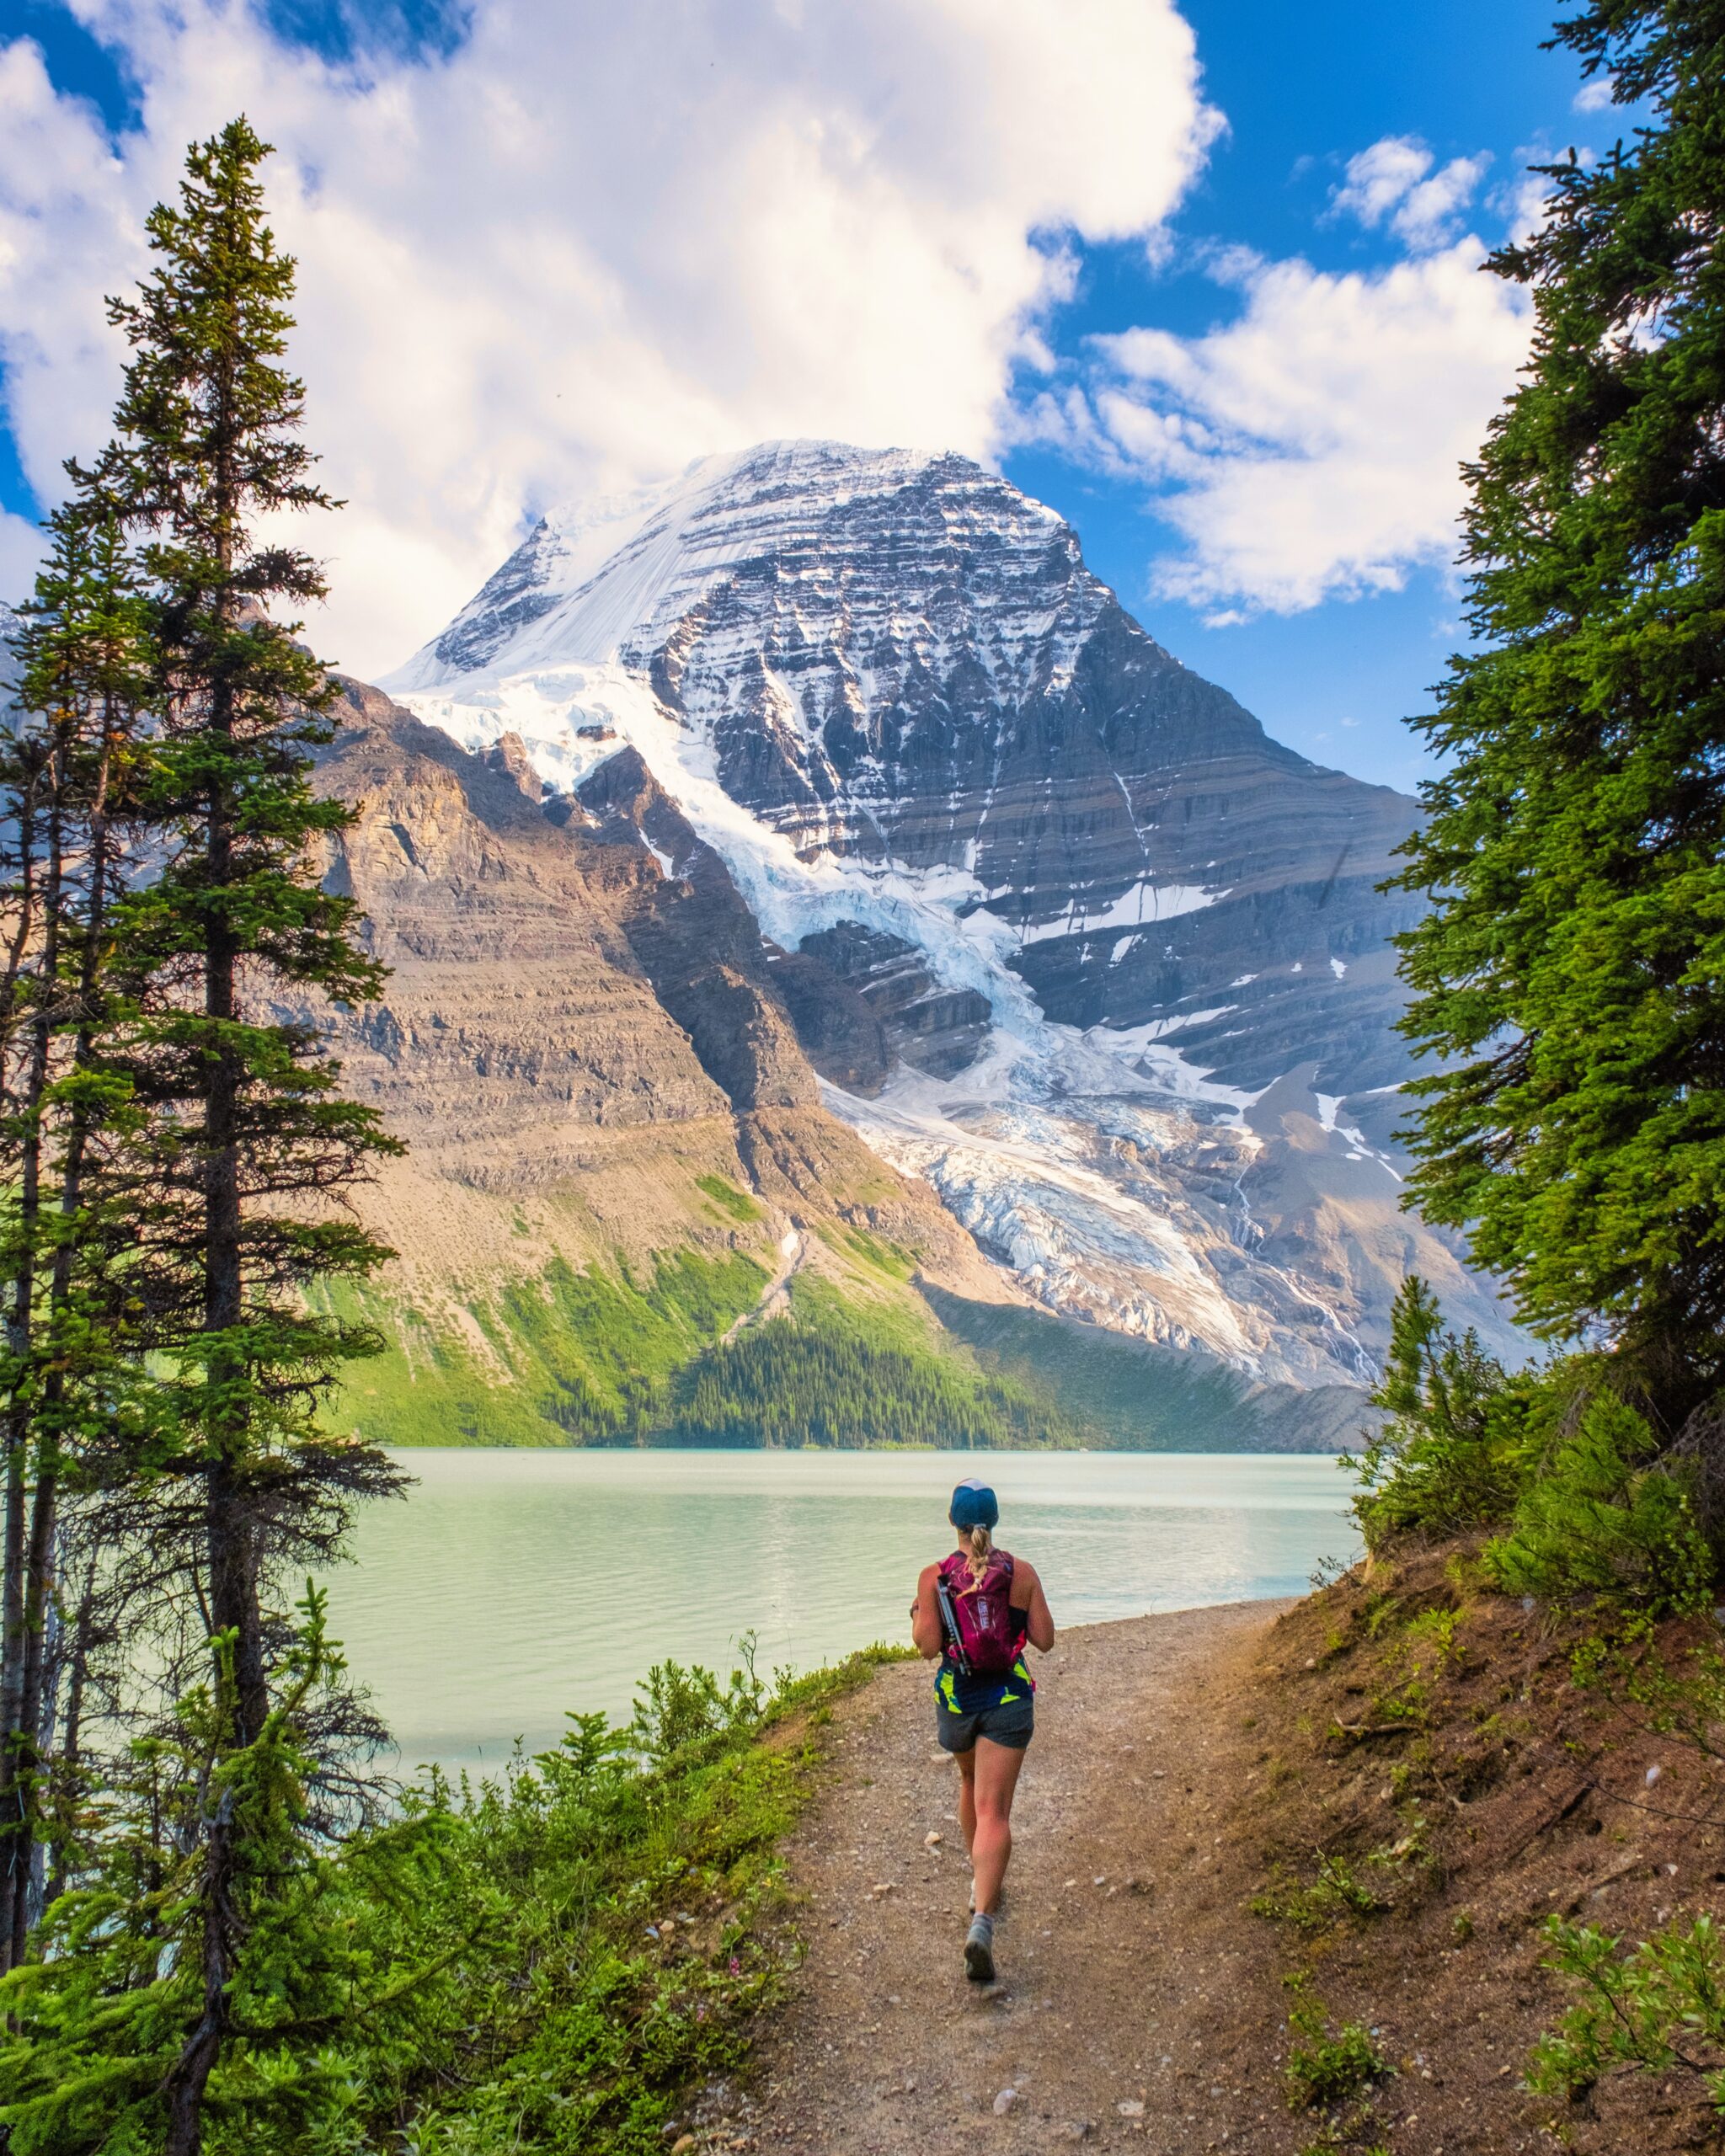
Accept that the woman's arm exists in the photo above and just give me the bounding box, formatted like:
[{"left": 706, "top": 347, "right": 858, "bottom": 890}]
[
  {"left": 911, "top": 1562, "right": 945, "bottom": 1659},
  {"left": 1017, "top": 1559, "right": 1055, "bottom": 1652}
]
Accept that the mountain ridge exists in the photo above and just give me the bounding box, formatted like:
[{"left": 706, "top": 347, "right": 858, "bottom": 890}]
[
  {"left": 359, "top": 438, "right": 1514, "bottom": 1412},
  {"left": 302, "top": 679, "right": 1377, "bottom": 1451},
  {"left": 386, "top": 439, "right": 1422, "bottom": 1094}
]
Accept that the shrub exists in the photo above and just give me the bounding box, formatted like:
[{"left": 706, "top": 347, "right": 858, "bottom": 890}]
[
  {"left": 1351, "top": 1278, "right": 1531, "bottom": 1550},
  {"left": 1528, "top": 1913, "right": 1725, "bottom": 2110},
  {"left": 1252, "top": 1854, "right": 1386, "bottom": 1933},
  {"left": 1485, "top": 1393, "right": 1712, "bottom": 1615},
  {"left": 631, "top": 1640, "right": 771, "bottom": 1764},
  {"left": 0, "top": 1643, "right": 901, "bottom": 2156},
  {"left": 1283, "top": 1985, "right": 1390, "bottom": 2110},
  {"left": 1354, "top": 1279, "right": 1717, "bottom": 1616}
]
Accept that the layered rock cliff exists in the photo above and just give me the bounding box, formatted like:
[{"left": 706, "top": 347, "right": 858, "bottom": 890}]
[
  {"left": 377, "top": 440, "right": 1515, "bottom": 1412},
  {"left": 307, "top": 681, "right": 1067, "bottom": 1448}
]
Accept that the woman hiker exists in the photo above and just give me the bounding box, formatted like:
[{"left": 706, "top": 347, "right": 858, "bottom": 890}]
[{"left": 911, "top": 1476, "right": 1055, "bottom": 1983}]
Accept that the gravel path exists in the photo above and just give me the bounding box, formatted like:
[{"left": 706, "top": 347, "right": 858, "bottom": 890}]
[{"left": 735, "top": 1600, "right": 1306, "bottom": 2156}]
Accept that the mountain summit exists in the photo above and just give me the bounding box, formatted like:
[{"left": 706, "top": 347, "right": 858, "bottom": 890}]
[
  {"left": 388, "top": 440, "right": 1418, "bottom": 1093},
  {"left": 373, "top": 440, "right": 1512, "bottom": 1402}
]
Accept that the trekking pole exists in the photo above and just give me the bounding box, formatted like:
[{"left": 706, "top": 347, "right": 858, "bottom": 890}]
[{"left": 935, "top": 1577, "right": 974, "bottom": 1678}]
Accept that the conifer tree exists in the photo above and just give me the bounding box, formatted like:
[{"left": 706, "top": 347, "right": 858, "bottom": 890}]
[
  {"left": 0, "top": 500, "right": 159, "bottom": 1969},
  {"left": 1394, "top": 0, "right": 1725, "bottom": 1419},
  {"left": 67, "top": 117, "right": 405, "bottom": 2148}
]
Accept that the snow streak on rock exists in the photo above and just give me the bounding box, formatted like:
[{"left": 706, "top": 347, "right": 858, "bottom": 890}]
[{"left": 386, "top": 440, "right": 1514, "bottom": 1389}]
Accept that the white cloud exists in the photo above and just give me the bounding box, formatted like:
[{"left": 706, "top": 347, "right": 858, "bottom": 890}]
[
  {"left": 1331, "top": 135, "right": 1491, "bottom": 253},
  {"left": 0, "top": 0, "right": 1217, "bottom": 672},
  {"left": 0, "top": 510, "right": 45, "bottom": 606},
  {"left": 1064, "top": 135, "right": 1533, "bottom": 617},
  {"left": 1573, "top": 77, "right": 1616, "bottom": 113},
  {"left": 1331, "top": 136, "right": 1430, "bottom": 230}
]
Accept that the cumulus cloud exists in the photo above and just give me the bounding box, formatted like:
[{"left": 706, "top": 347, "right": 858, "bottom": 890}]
[
  {"left": 0, "top": 0, "right": 1217, "bottom": 671},
  {"left": 1052, "top": 135, "right": 1532, "bottom": 618},
  {"left": 1331, "top": 136, "right": 1491, "bottom": 253}
]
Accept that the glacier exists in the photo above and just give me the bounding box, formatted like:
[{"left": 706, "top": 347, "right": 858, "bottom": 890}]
[{"left": 382, "top": 440, "right": 1517, "bottom": 1394}]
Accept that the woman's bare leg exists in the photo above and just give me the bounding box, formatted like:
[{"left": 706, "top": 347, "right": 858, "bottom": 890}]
[
  {"left": 955, "top": 1748, "right": 978, "bottom": 1862},
  {"left": 969, "top": 1739, "right": 1026, "bottom": 1916}
]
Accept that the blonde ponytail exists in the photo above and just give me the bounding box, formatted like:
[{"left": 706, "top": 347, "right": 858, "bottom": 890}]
[{"left": 964, "top": 1523, "right": 992, "bottom": 1587}]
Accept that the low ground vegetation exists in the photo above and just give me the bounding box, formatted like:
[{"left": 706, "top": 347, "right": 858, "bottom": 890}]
[
  {"left": 0, "top": 1639, "right": 898, "bottom": 2153},
  {"left": 1236, "top": 1525, "right": 1725, "bottom": 2152},
  {"left": 1230, "top": 1267, "right": 1725, "bottom": 2150}
]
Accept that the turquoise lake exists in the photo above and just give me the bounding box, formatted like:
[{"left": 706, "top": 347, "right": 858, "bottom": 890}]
[{"left": 328, "top": 1448, "right": 1359, "bottom": 1773}]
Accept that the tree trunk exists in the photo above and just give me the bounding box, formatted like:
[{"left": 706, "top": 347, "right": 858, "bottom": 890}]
[
  {"left": 202, "top": 718, "right": 265, "bottom": 1746},
  {"left": 42, "top": 1566, "right": 93, "bottom": 1913},
  {"left": 8, "top": 1467, "right": 55, "bottom": 1968},
  {"left": 10, "top": 724, "right": 115, "bottom": 1949},
  {"left": 162, "top": 1805, "right": 237, "bottom": 2156},
  {"left": 0, "top": 770, "right": 63, "bottom": 1973},
  {"left": 0, "top": 772, "right": 42, "bottom": 1812}
]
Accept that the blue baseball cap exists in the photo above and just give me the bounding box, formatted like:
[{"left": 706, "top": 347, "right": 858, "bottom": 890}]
[{"left": 949, "top": 1477, "right": 998, "bottom": 1530}]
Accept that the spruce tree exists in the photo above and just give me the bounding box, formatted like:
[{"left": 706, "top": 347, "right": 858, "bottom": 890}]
[
  {"left": 70, "top": 117, "right": 404, "bottom": 2148},
  {"left": 0, "top": 500, "right": 159, "bottom": 1968},
  {"left": 1394, "top": 0, "right": 1725, "bottom": 1419}
]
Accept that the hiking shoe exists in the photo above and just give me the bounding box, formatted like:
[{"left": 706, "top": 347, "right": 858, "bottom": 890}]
[{"left": 964, "top": 1913, "right": 996, "bottom": 1983}]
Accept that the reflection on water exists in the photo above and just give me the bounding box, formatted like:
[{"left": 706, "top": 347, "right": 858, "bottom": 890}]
[{"left": 328, "top": 1449, "right": 1359, "bottom": 1771}]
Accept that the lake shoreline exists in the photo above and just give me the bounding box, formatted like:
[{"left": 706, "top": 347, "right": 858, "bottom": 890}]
[
  {"left": 332, "top": 1449, "right": 1358, "bottom": 1771},
  {"left": 374, "top": 1438, "right": 1355, "bottom": 1455}
]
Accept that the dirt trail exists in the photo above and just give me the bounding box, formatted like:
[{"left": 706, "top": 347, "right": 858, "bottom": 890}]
[{"left": 733, "top": 1601, "right": 1310, "bottom": 2156}]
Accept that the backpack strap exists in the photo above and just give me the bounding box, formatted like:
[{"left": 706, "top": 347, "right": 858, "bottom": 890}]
[{"left": 945, "top": 1549, "right": 1012, "bottom": 1590}]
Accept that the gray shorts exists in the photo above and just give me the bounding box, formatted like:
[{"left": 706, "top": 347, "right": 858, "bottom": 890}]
[{"left": 936, "top": 1693, "right": 1035, "bottom": 1754}]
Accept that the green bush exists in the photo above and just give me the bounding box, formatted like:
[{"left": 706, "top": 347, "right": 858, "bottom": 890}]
[
  {"left": 1351, "top": 1278, "right": 1533, "bottom": 1549},
  {"left": 1252, "top": 1854, "right": 1386, "bottom": 1933},
  {"left": 1485, "top": 1393, "right": 1712, "bottom": 1615},
  {"left": 1528, "top": 1913, "right": 1725, "bottom": 2111},
  {"left": 631, "top": 1641, "right": 771, "bottom": 1762},
  {"left": 1354, "top": 1278, "right": 1715, "bottom": 1614},
  {"left": 0, "top": 1643, "right": 903, "bottom": 2156},
  {"left": 1283, "top": 1983, "right": 1390, "bottom": 2110}
]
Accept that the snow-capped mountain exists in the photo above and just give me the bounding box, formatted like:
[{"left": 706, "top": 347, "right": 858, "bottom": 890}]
[{"left": 384, "top": 440, "right": 1513, "bottom": 1393}]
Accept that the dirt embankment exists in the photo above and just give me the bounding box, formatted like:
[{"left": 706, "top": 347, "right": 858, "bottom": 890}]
[
  {"left": 667, "top": 1568, "right": 1722, "bottom": 2156},
  {"left": 1231, "top": 1551, "right": 1725, "bottom": 2156}
]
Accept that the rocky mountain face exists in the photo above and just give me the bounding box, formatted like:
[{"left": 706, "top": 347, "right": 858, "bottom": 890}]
[
  {"left": 360, "top": 440, "right": 1514, "bottom": 1427},
  {"left": 393, "top": 441, "right": 1420, "bottom": 1094},
  {"left": 313, "top": 680, "right": 991, "bottom": 1239},
  {"left": 305, "top": 681, "right": 1080, "bottom": 1447}
]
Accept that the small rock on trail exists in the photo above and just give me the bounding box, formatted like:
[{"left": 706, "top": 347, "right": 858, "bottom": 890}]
[{"left": 745, "top": 1601, "right": 1303, "bottom": 2153}]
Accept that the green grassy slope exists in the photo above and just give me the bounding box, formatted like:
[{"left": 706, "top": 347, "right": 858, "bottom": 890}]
[
  {"left": 320, "top": 1246, "right": 1072, "bottom": 1451},
  {"left": 319, "top": 1249, "right": 771, "bottom": 1447}
]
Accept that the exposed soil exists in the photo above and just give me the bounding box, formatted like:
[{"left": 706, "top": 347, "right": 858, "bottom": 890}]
[
  {"left": 674, "top": 1571, "right": 1724, "bottom": 2156},
  {"left": 1235, "top": 1548, "right": 1725, "bottom": 2156},
  {"left": 734, "top": 1601, "right": 1308, "bottom": 2154}
]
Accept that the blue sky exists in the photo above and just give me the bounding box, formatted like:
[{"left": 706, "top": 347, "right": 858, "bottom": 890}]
[
  {"left": 1005, "top": 0, "right": 1599, "bottom": 791},
  {"left": 0, "top": 0, "right": 1626, "bottom": 792}
]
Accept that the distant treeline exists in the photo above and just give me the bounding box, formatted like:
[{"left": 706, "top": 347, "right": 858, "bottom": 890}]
[{"left": 666, "top": 1301, "right": 1070, "bottom": 1449}]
